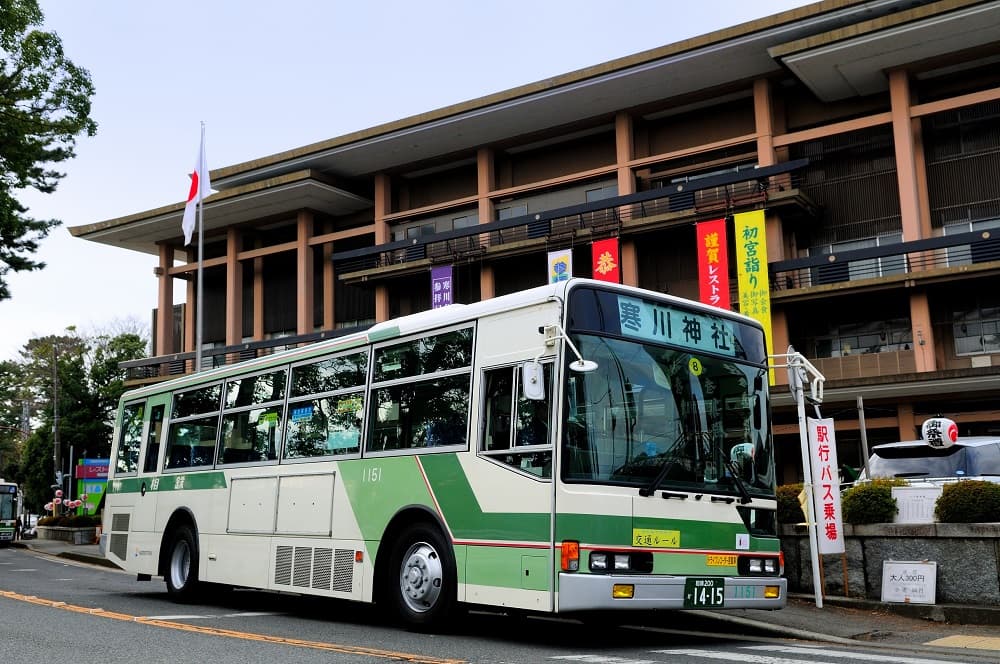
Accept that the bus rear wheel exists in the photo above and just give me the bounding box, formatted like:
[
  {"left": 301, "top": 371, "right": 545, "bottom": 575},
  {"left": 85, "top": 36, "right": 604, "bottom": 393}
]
[
  {"left": 389, "top": 523, "right": 456, "bottom": 629},
  {"left": 165, "top": 524, "right": 201, "bottom": 601}
]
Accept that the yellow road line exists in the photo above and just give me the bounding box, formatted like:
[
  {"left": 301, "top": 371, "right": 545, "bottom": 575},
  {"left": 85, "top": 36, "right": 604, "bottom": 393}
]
[
  {"left": 0, "top": 590, "right": 464, "bottom": 663},
  {"left": 925, "top": 634, "right": 1000, "bottom": 651}
]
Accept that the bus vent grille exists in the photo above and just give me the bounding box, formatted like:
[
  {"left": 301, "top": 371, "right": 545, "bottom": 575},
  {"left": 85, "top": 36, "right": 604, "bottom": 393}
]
[
  {"left": 312, "top": 548, "right": 332, "bottom": 590},
  {"left": 274, "top": 545, "right": 293, "bottom": 585},
  {"left": 110, "top": 533, "right": 128, "bottom": 560},
  {"left": 273, "top": 546, "right": 353, "bottom": 593},
  {"left": 111, "top": 513, "right": 130, "bottom": 532},
  {"left": 332, "top": 549, "right": 354, "bottom": 592},
  {"left": 293, "top": 547, "right": 312, "bottom": 587}
]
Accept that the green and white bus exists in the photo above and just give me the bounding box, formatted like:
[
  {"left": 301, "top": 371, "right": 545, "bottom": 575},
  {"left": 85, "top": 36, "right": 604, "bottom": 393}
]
[
  {"left": 103, "top": 278, "right": 784, "bottom": 628},
  {"left": 0, "top": 480, "right": 19, "bottom": 545}
]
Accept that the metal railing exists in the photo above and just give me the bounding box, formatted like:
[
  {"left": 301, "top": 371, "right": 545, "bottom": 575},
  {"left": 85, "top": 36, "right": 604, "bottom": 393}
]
[
  {"left": 121, "top": 325, "right": 368, "bottom": 383},
  {"left": 332, "top": 160, "right": 807, "bottom": 274},
  {"left": 769, "top": 228, "right": 1000, "bottom": 291}
]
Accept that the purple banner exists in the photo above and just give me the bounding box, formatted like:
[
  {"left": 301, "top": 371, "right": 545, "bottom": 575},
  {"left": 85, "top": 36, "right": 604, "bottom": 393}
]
[{"left": 431, "top": 266, "right": 454, "bottom": 309}]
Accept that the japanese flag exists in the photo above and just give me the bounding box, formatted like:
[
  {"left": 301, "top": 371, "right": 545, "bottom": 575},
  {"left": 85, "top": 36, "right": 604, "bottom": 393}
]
[{"left": 182, "top": 133, "right": 212, "bottom": 245}]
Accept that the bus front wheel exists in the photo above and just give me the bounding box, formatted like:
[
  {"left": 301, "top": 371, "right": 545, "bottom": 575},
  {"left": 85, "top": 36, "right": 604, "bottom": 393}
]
[
  {"left": 389, "top": 523, "right": 456, "bottom": 629},
  {"left": 165, "top": 524, "right": 201, "bottom": 601}
]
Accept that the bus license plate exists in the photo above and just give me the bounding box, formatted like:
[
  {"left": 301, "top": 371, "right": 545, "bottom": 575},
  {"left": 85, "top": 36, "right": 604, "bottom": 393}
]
[{"left": 684, "top": 578, "right": 724, "bottom": 608}]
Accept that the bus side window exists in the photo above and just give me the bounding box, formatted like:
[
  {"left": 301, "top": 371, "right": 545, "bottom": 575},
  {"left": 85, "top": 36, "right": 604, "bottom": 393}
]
[
  {"left": 115, "top": 402, "right": 144, "bottom": 475},
  {"left": 480, "top": 364, "right": 552, "bottom": 478},
  {"left": 142, "top": 404, "right": 165, "bottom": 473}
]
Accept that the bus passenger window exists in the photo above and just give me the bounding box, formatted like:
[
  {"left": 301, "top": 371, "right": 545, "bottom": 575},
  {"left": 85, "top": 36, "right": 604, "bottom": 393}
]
[
  {"left": 142, "top": 404, "right": 165, "bottom": 473},
  {"left": 165, "top": 383, "right": 222, "bottom": 470},
  {"left": 115, "top": 402, "right": 144, "bottom": 475}
]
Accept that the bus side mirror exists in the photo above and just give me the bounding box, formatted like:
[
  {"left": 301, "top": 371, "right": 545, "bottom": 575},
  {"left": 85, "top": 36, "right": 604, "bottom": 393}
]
[{"left": 522, "top": 361, "right": 545, "bottom": 401}]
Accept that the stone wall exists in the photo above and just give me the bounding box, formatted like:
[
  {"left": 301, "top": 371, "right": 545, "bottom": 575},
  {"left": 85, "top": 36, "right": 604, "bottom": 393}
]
[
  {"left": 37, "top": 526, "right": 98, "bottom": 545},
  {"left": 781, "top": 523, "right": 1000, "bottom": 605}
]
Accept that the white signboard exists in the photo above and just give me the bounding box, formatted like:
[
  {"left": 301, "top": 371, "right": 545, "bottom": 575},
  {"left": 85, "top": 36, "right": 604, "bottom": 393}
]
[
  {"left": 881, "top": 561, "right": 937, "bottom": 604},
  {"left": 892, "top": 486, "right": 943, "bottom": 524},
  {"left": 807, "top": 417, "right": 844, "bottom": 554}
]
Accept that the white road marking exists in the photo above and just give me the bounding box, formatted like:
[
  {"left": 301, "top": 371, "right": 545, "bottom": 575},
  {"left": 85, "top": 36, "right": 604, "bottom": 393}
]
[
  {"left": 745, "top": 645, "right": 960, "bottom": 664},
  {"left": 654, "top": 650, "right": 838, "bottom": 664},
  {"left": 551, "top": 657, "right": 657, "bottom": 664}
]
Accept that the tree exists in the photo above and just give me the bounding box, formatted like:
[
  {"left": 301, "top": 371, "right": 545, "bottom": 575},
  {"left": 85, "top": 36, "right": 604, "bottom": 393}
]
[
  {"left": 89, "top": 330, "right": 148, "bottom": 448},
  {"left": 0, "top": 0, "right": 97, "bottom": 300},
  {"left": 19, "top": 426, "right": 52, "bottom": 511},
  {"left": 0, "top": 359, "right": 29, "bottom": 480}
]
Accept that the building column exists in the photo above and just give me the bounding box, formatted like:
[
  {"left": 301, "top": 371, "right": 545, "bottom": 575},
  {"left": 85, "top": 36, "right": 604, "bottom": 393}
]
[
  {"left": 477, "top": 148, "right": 496, "bottom": 299},
  {"left": 296, "top": 210, "right": 314, "bottom": 334},
  {"left": 225, "top": 228, "right": 243, "bottom": 347},
  {"left": 374, "top": 174, "right": 391, "bottom": 321},
  {"left": 889, "top": 70, "right": 926, "bottom": 242},
  {"left": 323, "top": 239, "right": 335, "bottom": 330},
  {"left": 185, "top": 247, "right": 196, "bottom": 354},
  {"left": 897, "top": 401, "right": 916, "bottom": 440},
  {"left": 755, "top": 77, "right": 791, "bottom": 376},
  {"left": 910, "top": 291, "right": 936, "bottom": 372},
  {"left": 253, "top": 255, "right": 264, "bottom": 339},
  {"left": 615, "top": 113, "right": 639, "bottom": 287},
  {"left": 156, "top": 244, "right": 174, "bottom": 359}
]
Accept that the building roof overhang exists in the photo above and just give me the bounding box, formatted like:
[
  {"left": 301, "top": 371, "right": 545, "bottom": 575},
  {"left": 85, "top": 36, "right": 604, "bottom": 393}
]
[
  {"left": 68, "top": 170, "right": 371, "bottom": 255},
  {"left": 770, "top": 0, "right": 1000, "bottom": 101}
]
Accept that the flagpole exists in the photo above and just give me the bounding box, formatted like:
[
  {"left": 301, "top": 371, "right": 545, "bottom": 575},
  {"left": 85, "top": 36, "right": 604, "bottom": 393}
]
[{"left": 195, "top": 121, "right": 205, "bottom": 373}]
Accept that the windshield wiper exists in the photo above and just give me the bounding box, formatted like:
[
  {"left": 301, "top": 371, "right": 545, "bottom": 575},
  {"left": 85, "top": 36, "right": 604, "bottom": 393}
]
[
  {"left": 724, "top": 460, "right": 753, "bottom": 504},
  {"left": 638, "top": 459, "right": 677, "bottom": 497}
]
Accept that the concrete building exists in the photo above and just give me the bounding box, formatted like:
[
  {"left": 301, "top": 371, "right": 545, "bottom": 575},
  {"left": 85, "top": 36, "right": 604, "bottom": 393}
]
[{"left": 71, "top": 0, "right": 1000, "bottom": 481}]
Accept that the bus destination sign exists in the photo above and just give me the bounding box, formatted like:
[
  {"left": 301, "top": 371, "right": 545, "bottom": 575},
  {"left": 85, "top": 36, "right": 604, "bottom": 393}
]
[{"left": 617, "top": 295, "right": 736, "bottom": 357}]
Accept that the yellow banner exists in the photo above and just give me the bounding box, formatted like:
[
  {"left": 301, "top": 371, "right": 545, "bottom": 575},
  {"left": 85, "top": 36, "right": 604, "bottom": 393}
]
[{"left": 734, "top": 210, "right": 774, "bottom": 382}]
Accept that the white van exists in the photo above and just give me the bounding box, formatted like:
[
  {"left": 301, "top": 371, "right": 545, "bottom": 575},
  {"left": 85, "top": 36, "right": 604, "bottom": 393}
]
[{"left": 862, "top": 418, "right": 1000, "bottom": 484}]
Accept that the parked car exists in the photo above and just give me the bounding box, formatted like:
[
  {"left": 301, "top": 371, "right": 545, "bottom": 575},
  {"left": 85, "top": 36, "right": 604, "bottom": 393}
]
[{"left": 861, "top": 420, "right": 1000, "bottom": 484}]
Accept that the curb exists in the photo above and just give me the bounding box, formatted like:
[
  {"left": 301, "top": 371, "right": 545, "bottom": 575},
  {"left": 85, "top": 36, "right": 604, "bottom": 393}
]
[
  {"left": 789, "top": 593, "right": 1000, "bottom": 627},
  {"left": 11, "top": 541, "right": 121, "bottom": 570}
]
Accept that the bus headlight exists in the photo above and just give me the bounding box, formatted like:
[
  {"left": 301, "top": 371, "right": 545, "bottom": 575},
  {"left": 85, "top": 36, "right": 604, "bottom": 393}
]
[
  {"left": 614, "top": 554, "right": 630, "bottom": 571},
  {"left": 590, "top": 552, "right": 607, "bottom": 570}
]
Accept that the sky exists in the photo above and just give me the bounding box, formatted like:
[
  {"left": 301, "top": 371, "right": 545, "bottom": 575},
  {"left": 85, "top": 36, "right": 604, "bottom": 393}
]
[{"left": 0, "top": 0, "right": 809, "bottom": 361}]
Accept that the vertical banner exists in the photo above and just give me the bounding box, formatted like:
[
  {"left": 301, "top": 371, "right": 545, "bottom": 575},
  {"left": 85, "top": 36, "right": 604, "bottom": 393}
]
[
  {"left": 695, "top": 218, "right": 730, "bottom": 310},
  {"left": 430, "top": 265, "right": 453, "bottom": 308},
  {"left": 807, "top": 417, "right": 845, "bottom": 555},
  {"left": 734, "top": 210, "right": 775, "bottom": 381},
  {"left": 591, "top": 238, "right": 620, "bottom": 283},
  {"left": 548, "top": 249, "right": 572, "bottom": 283}
]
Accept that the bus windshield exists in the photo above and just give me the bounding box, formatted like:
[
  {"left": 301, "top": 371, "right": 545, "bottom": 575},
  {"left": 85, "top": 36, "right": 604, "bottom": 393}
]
[{"left": 561, "top": 288, "right": 774, "bottom": 498}]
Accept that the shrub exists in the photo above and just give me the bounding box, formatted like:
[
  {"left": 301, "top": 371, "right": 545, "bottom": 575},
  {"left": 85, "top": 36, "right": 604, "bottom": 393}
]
[
  {"left": 37, "top": 514, "right": 101, "bottom": 528},
  {"left": 841, "top": 478, "right": 906, "bottom": 525},
  {"left": 776, "top": 483, "right": 805, "bottom": 525},
  {"left": 935, "top": 480, "right": 1000, "bottom": 523}
]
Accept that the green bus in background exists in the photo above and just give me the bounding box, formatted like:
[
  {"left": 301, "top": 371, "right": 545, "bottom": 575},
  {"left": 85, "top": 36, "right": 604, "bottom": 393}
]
[{"left": 0, "top": 480, "right": 19, "bottom": 545}]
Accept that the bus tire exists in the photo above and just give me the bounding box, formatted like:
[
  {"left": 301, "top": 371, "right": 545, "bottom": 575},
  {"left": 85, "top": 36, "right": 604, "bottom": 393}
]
[
  {"left": 165, "top": 524, "right": 201, "bottom": 601},
  {"left": 389, "top": 522, "right": 456, "bottom": 629}
]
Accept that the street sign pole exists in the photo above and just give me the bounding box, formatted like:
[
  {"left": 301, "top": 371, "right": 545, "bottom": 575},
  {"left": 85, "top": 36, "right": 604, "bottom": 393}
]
[{"left": 771, "top": 346, "right": 826, "bottom": 608}]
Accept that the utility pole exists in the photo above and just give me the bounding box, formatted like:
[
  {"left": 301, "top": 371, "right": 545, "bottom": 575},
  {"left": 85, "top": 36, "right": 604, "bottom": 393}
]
[{"left": 52, "top": 345, "right": 61, "bottom": 511}]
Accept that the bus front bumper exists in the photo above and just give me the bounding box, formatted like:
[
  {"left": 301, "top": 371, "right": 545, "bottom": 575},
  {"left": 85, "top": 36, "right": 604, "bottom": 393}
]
[{"left": 558, "top": 573, "right": 786, "bottom": 612}]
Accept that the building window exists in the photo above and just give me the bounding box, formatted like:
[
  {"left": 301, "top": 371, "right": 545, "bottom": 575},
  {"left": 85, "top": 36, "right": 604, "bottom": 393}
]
[
  {"left": 811, "top": 318, "right": 912, "bottom": 358},
  {"left": 809, "top": 234, "right": 905, "bottom": 285},
  {"left": 497, "top": 204, "right": 527, "bottom": 220},
  {"left": 943, "top": 218, "right": 1000, "bottom": 267},
  {"left": 953, "top": 297, "right": 1000, "bottom": 356}
]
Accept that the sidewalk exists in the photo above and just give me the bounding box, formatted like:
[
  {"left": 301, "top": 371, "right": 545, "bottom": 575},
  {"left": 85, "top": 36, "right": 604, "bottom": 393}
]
[{"left": 12, "top": 538, "right": 1000, "bottom": 656}]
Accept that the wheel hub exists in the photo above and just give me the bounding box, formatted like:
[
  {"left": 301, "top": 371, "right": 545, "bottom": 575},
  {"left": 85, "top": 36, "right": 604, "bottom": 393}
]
[{"left": 400, "top": 542, "right": 442, "bottom": 612}]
